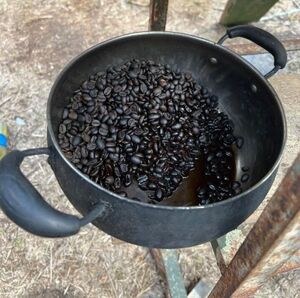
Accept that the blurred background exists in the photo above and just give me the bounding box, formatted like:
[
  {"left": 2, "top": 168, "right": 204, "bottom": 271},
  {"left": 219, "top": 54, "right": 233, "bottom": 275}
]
[{"left": 0, "top": 1, "right": 299, "bottom": 297}]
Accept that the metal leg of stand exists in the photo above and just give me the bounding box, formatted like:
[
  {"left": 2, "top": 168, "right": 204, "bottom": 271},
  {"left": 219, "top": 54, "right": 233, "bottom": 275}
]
[
  {"left": 151, "top": 153, "right": 300, "bottom": 298},
  {"left": 208, "top": 153, "right": 300, "bottom": 298},
  {"left": 149, "top": 0, "right": 168, "bottom": 31},
  {"left": 147, "top": 2, "right": 300, "bottom": 297}
]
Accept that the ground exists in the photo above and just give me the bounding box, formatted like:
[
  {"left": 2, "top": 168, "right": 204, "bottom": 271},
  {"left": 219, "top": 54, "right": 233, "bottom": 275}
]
[{"left": 0, "top": 0, "right": 299, "bottom": 297}]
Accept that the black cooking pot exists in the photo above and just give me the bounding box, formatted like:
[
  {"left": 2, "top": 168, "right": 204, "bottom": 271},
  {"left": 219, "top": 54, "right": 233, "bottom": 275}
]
[{"left": 0, "top": 25, "right": 287, "bottom": 248}]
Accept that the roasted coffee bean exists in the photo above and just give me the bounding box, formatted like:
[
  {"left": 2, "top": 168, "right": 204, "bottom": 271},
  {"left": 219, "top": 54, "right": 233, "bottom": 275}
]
[
  {"left": 72, "top": 158, "right": 80, "bottom": 164},
  {"left": 96, "top": 138, "right": 105, "bottom": 150},
  {"left": 120, "top": 118, "right": 128, "bottom": 126},
  {"left": 231, "top": 181, "right": 241, "bottom": 190},
  {"left": 153, "top": 87, "right": 162, "bottom": 96},
  {"left": 206, "top": 153, "right": 214, "bottom": 162},
  {"left": 85, "top": 113, "right": 92, "bottom": 124},
  {"left": 242, "top": 166, "right": 249, "bottom": 172},
  {"left": 192, "top": 126, "right": 200, "bottom": 135},
  {"left": 225, "top": 150, "right": 233, "bottom": 157},
  {"left": 77, "top": 115, "right": 85, "bottom": 123},
  {"left": 59, "top": 124, "right": 67, "bottom": 134},
  {"left": 105, "top": 176, "right": 114, "bottom": 185},
  {"left": 235, "top": 137, "right": 244, "bottom": 149},
  {"left": 114, "top": 177, "right": 121, "bottom": 189},
  {"left": 159, "top": 79, "right": 167, "bottom": 87},
  {"left": 114, "top": 166, "right": 121, "bottom": 177},
  {"left": 131, "top": 135, "right": 141, "bottom": 144},
  {"left": 72, "top": 135, "right": 82, "bottom": 146},
  {"left": 69, "top": 111, "right": 77, "bottom": 120},
  {"left": 197, "top": 187, "right": 206, "bottom": 198},
  {"left": 224, "top": 133, "right": 235, "bottom": 144},
  {"left": 125, "top": 146, "right": 134, "bottom": 154},
  {"left": 148, "top": 182, "right": 156, "bottom": 190},
  {"left": 149, "top": 114, "right": 160, "bottom": 121},
  {"left": 172, "top": 123, "right": 182, "bottom": 130},
  {"left": 131, "top": 155, "right": 142, "bottom": 165},
  {"left": 128, "top": 118, "right": 136, "bottom": 127},
  {"left": 114, "top": 85, "right": 122, "bottom": 93},
  {"left": 155, "top": 188, "right": 163, "bottom": 201},
  {"left": 120, "top": 163, "right": 128, "bottom": 173},
  {"left": 92, "top": 119, "right": 101, "bottom": 127},
  {"left": 62, "top": 108, "right": 69, "bottom": 119},
  {"left": 81, "top": 146, "right": 89, "bottom": 158},
  {"left": 106, "top": 141, "right": 116, "bottom": 148},
  {"left": 140, "top": 82, "right": 147, "bottom": 94},
  {"left": 124, "top": 173, "right": 132, "bottom": 187},
  {"left": 125, "top": 134, "right": 131, "bottom": 142},
  {"left": 241, "top": 173, "right": 250, "bottom": 183},
  {"left": 87, "top": 143, "right": 97, "bottom": 151},
  {"left": 137, "top": 175, "right": 148, "bottom": 184},
  {"left": 234, "top": 187, "right": 242, "bottom": 195},
  {"left": 118, "top": 191, "right": 127, "bottom": 197},
  {"left": 171, "top": 176, "right": 180, "bottom": 184},
  {"left": 216, "top": 151, "right": 223, "bottom": 158},
  {"left": 83, "top": 94, "right": 92, "bottom": 102},
  {"left": 116, "top": 107, "right": 123, "bottom": 114},
  {"left": 61, "top": 142, "right": 69, "bottom": 149},
  {"left": 104, "top": 87, "right": 112, "bottom": 96},
  {"left": 106, "top": 147, "right": 116, "bottom": 153},
  {"left": 109, "top": 153, "right": 119, "bottom": 162},
  {"left": 99, "top": 127, "right": 108, "bottom": 136},
  {"left": 160, "top": 117, "right": 168, "bottom": 126},
  {"left": 89, "top": 88, "right": 98, "bottom": 98}
]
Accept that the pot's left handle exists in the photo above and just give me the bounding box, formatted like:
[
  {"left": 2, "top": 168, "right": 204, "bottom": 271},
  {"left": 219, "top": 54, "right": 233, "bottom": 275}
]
[{"left": 0, "top": 148, "right": 107, "bottom": 237}]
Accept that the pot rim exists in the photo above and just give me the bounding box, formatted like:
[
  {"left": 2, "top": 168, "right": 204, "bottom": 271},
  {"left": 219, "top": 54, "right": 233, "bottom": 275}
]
[{"left": 47, "top": 31, "right": 287, "bottom": 210}]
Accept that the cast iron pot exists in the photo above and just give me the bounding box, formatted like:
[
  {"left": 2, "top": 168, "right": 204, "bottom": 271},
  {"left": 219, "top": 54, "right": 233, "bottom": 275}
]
[{"left": 0, "top": 25, "right": 287, "bottom": 248}]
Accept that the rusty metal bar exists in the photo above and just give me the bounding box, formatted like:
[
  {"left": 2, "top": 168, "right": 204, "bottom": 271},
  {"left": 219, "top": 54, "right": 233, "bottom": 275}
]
[
  {"left": 208, "top": 153, "right": 300, "bottom": 298},
  {"left": 275, "top": 250, "right": 300, "bottom": 275},
  {"left": 149, "top": 0, "right": 168, "bottom": 31},
  {"left": 211, "top": 208, "right": 300, "bottom": 279}
]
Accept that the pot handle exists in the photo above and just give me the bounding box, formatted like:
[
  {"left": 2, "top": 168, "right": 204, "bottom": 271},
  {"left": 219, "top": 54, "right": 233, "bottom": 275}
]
[
  {"left": 217, "top": 25, "right": 287, "bottom": 79},
  {"left": 0, "top": 148, "right": 107, "bottom": 237}
]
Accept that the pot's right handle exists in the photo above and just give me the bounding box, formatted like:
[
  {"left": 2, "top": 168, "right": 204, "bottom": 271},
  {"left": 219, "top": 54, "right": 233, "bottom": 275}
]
[
  {"left": 217, "top": 25, "right": 287, "bottom": 79},
  {"left": 0, "top": 148, "right": 108, "bottom": 237}
]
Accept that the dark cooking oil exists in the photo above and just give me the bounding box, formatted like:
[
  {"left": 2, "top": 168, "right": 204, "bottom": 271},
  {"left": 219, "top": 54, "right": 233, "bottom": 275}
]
[
  {"left": 159, "top": 151, "right": 237, "bottom": 207},
  {"left": 108, "top": 149, "right": 237, "bottom": 206}
]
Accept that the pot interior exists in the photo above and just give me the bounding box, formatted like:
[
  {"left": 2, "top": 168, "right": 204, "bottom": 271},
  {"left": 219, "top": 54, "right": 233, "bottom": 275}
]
[{"left": 48, "top": 32, "right": 285, "bottom": 201}]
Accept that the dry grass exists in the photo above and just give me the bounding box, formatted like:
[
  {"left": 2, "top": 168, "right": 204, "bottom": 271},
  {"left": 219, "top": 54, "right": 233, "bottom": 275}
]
[{"left": 0, "top": 0, "right": 299, "bottom": 297}]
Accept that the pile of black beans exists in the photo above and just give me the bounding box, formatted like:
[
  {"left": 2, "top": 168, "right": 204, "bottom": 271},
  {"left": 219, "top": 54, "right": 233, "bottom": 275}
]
[{"left": 58, "top": 59, "right": 249, "bottom": 205}]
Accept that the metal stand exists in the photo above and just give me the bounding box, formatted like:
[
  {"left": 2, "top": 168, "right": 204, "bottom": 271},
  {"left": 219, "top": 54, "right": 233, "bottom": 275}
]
[
  {"left": 148, "top": 1, "right": 300, "bottom": 297},
  {"left": 150, "top": 154, "right": 300, "bottom": 298},
  {"left": 149, "top": 0, "right": 168, "bottom": 31}
]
